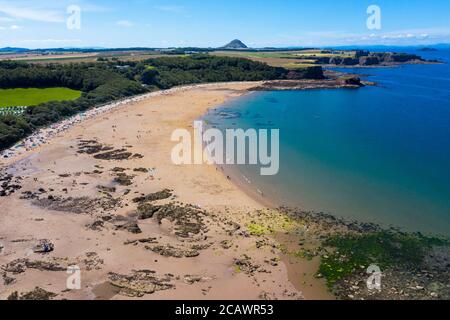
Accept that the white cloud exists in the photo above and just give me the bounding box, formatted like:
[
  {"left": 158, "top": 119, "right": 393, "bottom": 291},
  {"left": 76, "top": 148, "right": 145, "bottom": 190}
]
[
  {"left": 154, "top": 5, "right": 184, "bottom": 13},
  {"left": 0, "top": 2, "right": 64, "bottom": 22},
  {"left": 117, "top": 20, "right": 134, "bottom": 28},
  {"left": 0, "top": 1, "right": 112, "bottom": 24},
  {"left": 270, "top": 26, "right": 450, "bottom": 47},
  {"left": 0, "top": 24, "right": 22, "bottom": 31},
  {"left": 0, "top": 16, "right": 14, "bottom": 22}
]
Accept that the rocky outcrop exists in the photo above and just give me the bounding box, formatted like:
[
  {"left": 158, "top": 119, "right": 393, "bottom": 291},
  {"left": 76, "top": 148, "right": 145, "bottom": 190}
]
[
  {"left": 0, "top": 171, "right": 22, "bottom": 197},
  {"left": 135, "top": 203, "right": 207, "bottom": 238},
  {"left": 339, "top": 75, "right": 362, "bottom": 86},
  {"left": 7, "top": 287, "right": 57, "bottom": 300},
  {"left": 220, "top": 39, "right": 248, "bottom": 49},
  {"left": 359, "top": 56, "right": 380, "bottom": 66},
  {"left": 341, "top": 57, "right": 359, "bottom": 66},
  {"left": 322, "top": 51, "right": 426, "bottom": 67},
  {"left": 286, "top": 66, "right": 325, "bottom": 80},
  {"left": 108, "top": 270, "right": 174, "bottom": 297},
  {"left": 132, "top": 189, "right": 173, "bottom": 203}
]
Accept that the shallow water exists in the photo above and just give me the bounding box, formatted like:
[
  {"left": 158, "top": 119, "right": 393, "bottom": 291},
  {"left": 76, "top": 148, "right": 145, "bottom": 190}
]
[{"left": 204, "top": 48, "right": 450, "bottom": 236}]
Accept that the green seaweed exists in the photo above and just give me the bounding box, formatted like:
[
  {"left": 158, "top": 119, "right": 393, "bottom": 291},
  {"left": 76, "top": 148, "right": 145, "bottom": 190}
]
[
  {"left": 247, "top": 223, "right": 272, "bottom": 236},
  {"left": 318, "top": 231, "right": 447, "bottom": 287},
  {"left": 293, "top": 249, "right": 317, "bottom": 261}
]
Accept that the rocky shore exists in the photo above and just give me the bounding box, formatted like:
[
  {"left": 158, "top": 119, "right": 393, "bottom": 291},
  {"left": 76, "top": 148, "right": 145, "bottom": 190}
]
[
  {"left": 316, "top": 51, "right": 441, "bottom": 67},
  {"left": 1, "top": 82, "right": 447, "bottom": 301},
  {"left": 249, "top": 70, "right": 372, "bottom": 91},
  {"left": 0, "top": 83, "right": 303, "bottom": 300},
  {"left": 277, "top": 208, "right": 450, "bottom": 300}
]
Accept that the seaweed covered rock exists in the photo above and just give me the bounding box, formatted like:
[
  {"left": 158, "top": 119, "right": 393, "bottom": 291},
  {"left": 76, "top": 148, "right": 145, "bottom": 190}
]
[
  {"left": 108, "top": 270, "right": 174, "bottom": 297},
  {"left": 136, "top": 203, "right": 207, "bottom": 238},
  {"left": 136, "top": 203, "right": 162, "bottom": 220},
  {"left": 133, "top": 189, "right": 173, "bottom": 203},
  {"left": 31, "top": 194, "right": 121, "bottom": 214},
  {"left": 7, "top": 287, "right": 57, "bottom": 300},
  {"left": 2, "top": 258, "right": 66, "bottom": 274},
  {"left": 113, "top": 172, "right": 135, "bottom": 186},
  {"left": 115, "top": 221, "right": 142, "bottom": 234},
  {"left": 146, "top": 244, "right": 200, "bottom": 258}
]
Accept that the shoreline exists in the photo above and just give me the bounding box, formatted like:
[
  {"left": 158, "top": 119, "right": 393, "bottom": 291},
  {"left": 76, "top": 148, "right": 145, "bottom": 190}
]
[
  {"left": 197, "top": 83, "right": 450, "bottom": 300},
  {"left": 1, "top": 81, "right": 335, "bottom": 300},
  {"left": 1, "top": 80, "right": 448, "bottom": 300},
  {"left": 0, "top": 82, "right": 260, "bottom": 164}
]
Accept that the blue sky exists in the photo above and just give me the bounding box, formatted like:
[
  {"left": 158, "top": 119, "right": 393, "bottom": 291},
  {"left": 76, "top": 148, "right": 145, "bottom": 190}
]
[{"left": 0, "top": 0, "right": 449, "bottom": 48}]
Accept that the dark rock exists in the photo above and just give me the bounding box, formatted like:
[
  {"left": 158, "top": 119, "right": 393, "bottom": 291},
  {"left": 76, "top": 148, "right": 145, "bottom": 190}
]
[
  {"left": 146, "top": 244, "right": 200, "bottom": 258},
  {"left": 116, "top": 221, "right": 142, "bottom": 234},
  {"left": 108, "top": 270, "right": 173, "bottom": 297},
  {"left": 113, "top": 173, "right": 134, "bottom": 186},
  {"left": 133, "top": 189, "right": 172, "bottom": 203},
  {"left": 7, "top": 287, "right": 57, "bottom": 300},
  {"left": 137, "top": 203, "right": 161, "bottom": 220}
]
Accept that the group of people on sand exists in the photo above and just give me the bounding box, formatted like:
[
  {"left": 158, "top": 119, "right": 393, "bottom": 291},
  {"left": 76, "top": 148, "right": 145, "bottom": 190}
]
[{"left": 1, "top": 83, "right": 234, "bottom": 160}]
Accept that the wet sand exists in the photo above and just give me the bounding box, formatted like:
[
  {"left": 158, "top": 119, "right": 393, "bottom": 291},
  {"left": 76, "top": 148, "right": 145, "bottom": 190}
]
[{"left": 0, "top": 82, "right": 332, "bottom": 300}]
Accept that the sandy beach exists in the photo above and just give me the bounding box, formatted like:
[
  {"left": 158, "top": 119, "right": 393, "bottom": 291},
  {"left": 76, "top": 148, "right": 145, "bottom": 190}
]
[{"left": 0, "top": 82, "right": 333, "bottom": 300}]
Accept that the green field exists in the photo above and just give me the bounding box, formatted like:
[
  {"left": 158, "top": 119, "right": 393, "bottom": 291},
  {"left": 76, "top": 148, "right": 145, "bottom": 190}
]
[
  {"left": 212, "top": 50, "right": 358, "bottom": 70},
  {"left": 0, "top": 87, "right": 82, "bottom": 107}
]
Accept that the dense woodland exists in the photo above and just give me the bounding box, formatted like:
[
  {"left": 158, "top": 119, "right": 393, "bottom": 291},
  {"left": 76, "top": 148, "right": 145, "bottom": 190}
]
[
  {"left": 0, "top": 61, "right": 146, "bottom": 149},
  {"left": 0, "top": 55, "right": 318, "bottom": 150}
]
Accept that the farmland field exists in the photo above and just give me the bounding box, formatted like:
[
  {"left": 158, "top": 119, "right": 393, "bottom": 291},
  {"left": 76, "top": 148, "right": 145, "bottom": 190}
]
[
  {"left": 0, "top": 87, "right": 82, "bottom": 107},
  {"left": 212, "top": 50, "right": 357, "bottom": 69},
  {"left": 0, "top": 50, "right": 185, "bottom": 64}
]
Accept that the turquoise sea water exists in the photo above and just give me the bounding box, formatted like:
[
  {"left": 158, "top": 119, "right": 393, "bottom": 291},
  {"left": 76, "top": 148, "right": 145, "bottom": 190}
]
[{"left": 204, "top": 48, "right": 450, "bottom": 236}]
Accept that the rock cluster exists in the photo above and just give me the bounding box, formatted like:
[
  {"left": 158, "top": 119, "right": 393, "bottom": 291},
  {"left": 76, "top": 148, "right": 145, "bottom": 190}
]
[
  {"left": 108, "top": 270, "right": 174, "bottom": 297},
  {"left": 0, "top": 171, "right": 22, "bottom": 197},
  {"left": 30, "top": 194, "right": 121, "bottom": 214},
  {"left": 7, "top": 287, "right": 57, "bottom": 300}
]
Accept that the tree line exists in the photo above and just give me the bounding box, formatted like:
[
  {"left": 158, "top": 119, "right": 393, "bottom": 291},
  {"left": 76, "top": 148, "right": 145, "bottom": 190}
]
[
  {"left": 0, "top": 61, "right": 146, "bottom": 149},
  {"left": 0, "top": 55, "right": 322, "bottom": 150}
]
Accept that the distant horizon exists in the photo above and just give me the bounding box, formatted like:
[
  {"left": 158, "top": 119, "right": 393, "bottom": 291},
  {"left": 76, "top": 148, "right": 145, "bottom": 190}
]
[
  {"left": 1, "top": 1, "right": 450, "bottom": 49},
  {"left": 2, "top": 42, "right": 450, "bottom": 52}
]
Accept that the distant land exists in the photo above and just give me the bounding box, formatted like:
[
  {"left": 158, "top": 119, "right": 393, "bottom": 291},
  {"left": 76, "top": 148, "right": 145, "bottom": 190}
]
[
  {"left": 1, "top": 42, "right": 450, "bottom": 54},
  {"left": 220, "top": 39, "right": 248, "bottom": 50},
  {"left": 418, "top": 47, "right": 438, "bottom": 52}
]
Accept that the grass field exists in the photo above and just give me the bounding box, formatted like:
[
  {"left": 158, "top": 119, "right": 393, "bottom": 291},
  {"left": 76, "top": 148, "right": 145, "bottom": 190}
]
[
  {"left": 0, "top": 51, "right": 185, "bottom": 64},
  {"left": 0, "top": 87, "right": 82, "bottom": 107},
  {"left": 212, "top": 50, "right": 358, "bottom": 70}
]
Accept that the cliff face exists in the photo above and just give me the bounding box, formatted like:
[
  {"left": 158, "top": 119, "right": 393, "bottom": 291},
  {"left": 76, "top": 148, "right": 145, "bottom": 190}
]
[
  {"left": 286, "top": 66, "right": 325, "bottom": 80},
  {"left": 359, "top": 56, "right": 380, "bottom": 66},
  {"left": 325, "top": 52, "right": 424, "bottom": 66}
]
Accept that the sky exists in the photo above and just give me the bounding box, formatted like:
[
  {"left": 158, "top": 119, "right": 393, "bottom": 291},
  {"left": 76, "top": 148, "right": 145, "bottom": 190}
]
[{"left": 0, "top": 0, "right": 449, "bottom": 49}]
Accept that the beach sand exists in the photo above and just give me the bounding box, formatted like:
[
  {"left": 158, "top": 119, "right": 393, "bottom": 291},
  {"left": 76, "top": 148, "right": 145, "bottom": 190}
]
[{"left": 0, "top": 82, "right": 333, "bottom": 300}]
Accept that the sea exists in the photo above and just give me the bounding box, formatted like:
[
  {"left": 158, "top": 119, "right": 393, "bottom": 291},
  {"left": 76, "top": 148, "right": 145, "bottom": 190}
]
[{"left": 203, "top": 47, "right": 450, "bottom": 236}]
